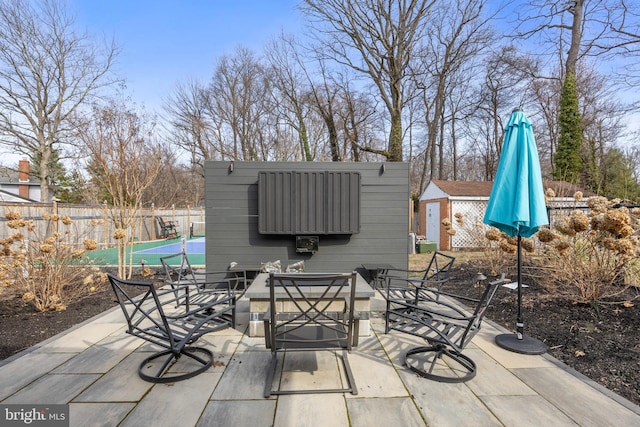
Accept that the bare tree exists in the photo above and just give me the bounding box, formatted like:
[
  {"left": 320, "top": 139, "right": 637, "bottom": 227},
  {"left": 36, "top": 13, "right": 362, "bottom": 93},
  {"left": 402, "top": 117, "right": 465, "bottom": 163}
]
[
  {"left": 0, "top": 0, "right": 118, "bottom": 201},
  {"left": 414, "top": 0, "right": 495, "bottom": 186},
  {"left": 163, "top": 79, "right": 218, "bottom": 178},
  {"left": 78, "top": 99, "right": 162, "bottom": 278},
  {"left": 577, "top": 64, "right": 627, "bottom": 192},
  {"left": 265, "top": 33, "right": 315, "bottom": 161},
  {"left": 470, "top": 46, "right": 534, "bottom": 180},
  {"left": 301, "top": 0, "right": 436, "bottom": 161},
  {"left": 210, "top": 47, "right": 271, "bottom": 161},
  {"left": 141, "top": 144, "right": 204, "bottom": 208},
  {"left": 514, "top": 0, "right": 640, "bottom": 75}
]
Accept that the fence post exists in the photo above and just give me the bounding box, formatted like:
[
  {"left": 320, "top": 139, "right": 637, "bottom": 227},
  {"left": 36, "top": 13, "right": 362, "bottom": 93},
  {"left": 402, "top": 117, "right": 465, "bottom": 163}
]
[
  {"left": 171, "top": 204, "right": 176, "bottom": 235},
  {"left": 102, "top": 201, "right": 109, "bottom": 247},
  {"left": 187, "top": 205, "right": 191, "bottom": 239},
  {"left": 151, "top": 203, "right": 156, "bottom": 240},
  {"left": 52, "top": 199, "right": 58, "bottom": 234}
]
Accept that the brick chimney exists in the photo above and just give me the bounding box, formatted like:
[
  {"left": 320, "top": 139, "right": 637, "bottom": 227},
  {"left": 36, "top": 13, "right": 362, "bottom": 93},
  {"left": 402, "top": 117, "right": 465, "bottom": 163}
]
[{"left": 18, "top": 159, "right": 30, "bottom": 199}]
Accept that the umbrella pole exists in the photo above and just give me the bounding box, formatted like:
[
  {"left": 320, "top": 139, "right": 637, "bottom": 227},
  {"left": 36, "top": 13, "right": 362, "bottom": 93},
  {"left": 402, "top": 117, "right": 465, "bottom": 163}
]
[
  {"left": 516, "top": 235, "right": 523, "bottom": 340},
  {"left": 494, "top": 235, "right": 547, "bottom": 355}
]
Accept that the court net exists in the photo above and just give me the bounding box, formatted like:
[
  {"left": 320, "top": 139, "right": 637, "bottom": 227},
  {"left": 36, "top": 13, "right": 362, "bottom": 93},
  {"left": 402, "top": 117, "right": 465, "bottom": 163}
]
[{"left": 189, "top": 221, "right": 206, "bottom": 238}]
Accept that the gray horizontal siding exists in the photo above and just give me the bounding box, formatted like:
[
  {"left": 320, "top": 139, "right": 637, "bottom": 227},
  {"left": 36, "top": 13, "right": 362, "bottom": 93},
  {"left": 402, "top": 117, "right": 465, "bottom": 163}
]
[{"left": 205, "top": 161, "right": 409, "bottom": 274}]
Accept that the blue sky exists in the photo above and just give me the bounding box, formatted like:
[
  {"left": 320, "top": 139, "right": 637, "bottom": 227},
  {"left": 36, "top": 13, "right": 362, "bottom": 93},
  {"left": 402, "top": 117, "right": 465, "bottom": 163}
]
[{"left": 70, "top": 0, "right": 304, "bottom": 112}]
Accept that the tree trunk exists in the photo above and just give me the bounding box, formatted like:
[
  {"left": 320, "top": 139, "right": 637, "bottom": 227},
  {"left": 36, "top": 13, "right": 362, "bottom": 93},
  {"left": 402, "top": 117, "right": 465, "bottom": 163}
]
[
  {"left": 388, "top": 110, "right": 403, "bottom": 161},
  {"left": 566, "top": 0, "right": 584, "bottom": 76}
]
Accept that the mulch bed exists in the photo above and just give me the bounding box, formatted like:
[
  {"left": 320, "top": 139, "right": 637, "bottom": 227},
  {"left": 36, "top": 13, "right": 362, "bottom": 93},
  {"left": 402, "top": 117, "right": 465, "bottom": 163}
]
[
  {"left": 0, "top": 264, "right": 639, "bottom": 407},
  {"left": 445, "top": 263, "right": 640, "bottom": 406}
]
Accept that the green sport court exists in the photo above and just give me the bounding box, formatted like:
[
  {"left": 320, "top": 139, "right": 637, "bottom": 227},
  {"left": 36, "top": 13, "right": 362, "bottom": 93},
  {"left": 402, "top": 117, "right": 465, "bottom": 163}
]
[{"left": 85, "top": 237, "right": 205, "bottom": 267}]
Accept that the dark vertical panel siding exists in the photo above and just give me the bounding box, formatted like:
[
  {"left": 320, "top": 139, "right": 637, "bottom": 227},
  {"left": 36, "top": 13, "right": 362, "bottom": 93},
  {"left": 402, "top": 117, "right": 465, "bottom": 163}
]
[
  {"left": 295, "top": 171, "right": 325, "bottom": 234},
  {"left": 258, "top": 170, "right": 360, "bottom": 234},
  {"left": 206, "top": 161, "right": 409, "bottom": 273},
  {"left": 326, "top": 172, "right": 360, "bottom": 234},
  {"left": 258, "top": 171, "right": 293, "bottom": 234}
]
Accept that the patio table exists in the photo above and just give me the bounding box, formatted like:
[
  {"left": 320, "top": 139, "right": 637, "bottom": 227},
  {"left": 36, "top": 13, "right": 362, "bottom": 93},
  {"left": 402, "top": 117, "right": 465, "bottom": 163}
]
[
  {"left": 361, "top": 263, "right": 396, "bottom": 289},
  {"left": 245, "top": 272, "right": 375, "bottom": 337}
]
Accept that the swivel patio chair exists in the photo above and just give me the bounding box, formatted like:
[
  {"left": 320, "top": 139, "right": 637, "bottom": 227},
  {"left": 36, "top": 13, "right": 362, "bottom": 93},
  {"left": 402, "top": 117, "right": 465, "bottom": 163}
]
[
  {"left": 108, "top": 273, "right": 234, "bottom": 383},
  {"left": 160, "top": 251, "right": 237, "bottom": 325},
  {"left": 263, "top": 272, "right": 360, "bottom": 397},
  {"left": 385, "top": 273, "right": 505, "bottom": 383},
  {"left": 381, "top": 251, "right": 455, "bottom": 302}
]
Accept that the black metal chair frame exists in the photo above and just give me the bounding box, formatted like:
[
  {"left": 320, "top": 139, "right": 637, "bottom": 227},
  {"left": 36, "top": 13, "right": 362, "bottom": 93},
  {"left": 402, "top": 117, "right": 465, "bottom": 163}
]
[
  {"left": 385, "top": 273, "right": 505, "bottom": 383},
  {"left": 156, "top": 216, "right": 179, "bottom": 239},
  {"left": 108, "top": 273, "right": 234, "bottom": 383},
  {"left": 381, "top": 251, "right": 455, "bottom": 302},
  {"left": 263, "top": 272, "right": 360, "bottom": 398},
  {"left": 160, "top": 252, "right": 237, "bottom": 326}
]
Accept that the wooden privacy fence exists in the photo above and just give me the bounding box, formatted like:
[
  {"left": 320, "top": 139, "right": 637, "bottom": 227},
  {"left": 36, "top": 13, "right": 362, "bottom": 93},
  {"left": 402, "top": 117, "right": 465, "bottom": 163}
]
[{"left": 0, "top": 202, "right": 205, "bottom": 248}]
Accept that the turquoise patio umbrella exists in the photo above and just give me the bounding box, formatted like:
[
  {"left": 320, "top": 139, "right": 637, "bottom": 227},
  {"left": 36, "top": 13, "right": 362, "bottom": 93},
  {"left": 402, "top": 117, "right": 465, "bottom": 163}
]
[{"left": 483, "top": 109, "right": 549, "bottom": 354}]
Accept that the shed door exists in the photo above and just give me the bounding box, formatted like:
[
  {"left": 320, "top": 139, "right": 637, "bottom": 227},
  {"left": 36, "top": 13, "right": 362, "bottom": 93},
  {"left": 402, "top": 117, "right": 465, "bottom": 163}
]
[{"left": 425, "top": 202, "right": 440, "bottom": 248}]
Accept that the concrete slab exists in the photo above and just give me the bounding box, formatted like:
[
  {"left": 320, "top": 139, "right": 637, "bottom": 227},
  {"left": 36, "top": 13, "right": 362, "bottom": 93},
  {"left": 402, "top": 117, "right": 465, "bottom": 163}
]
[
  {"left": 69, "top": 402, "right": 136, "bottom": 427},
  {"left": 472, "top": 328, "right": 557, "bottom": 369},
  {"left": 195, "top": 334, "right": 244, "bottom": 374},
  {"left": 274, "top": 394, "right": 348, "bottom": 427},
  {"left": 33, "top": 322, "right": 124, "bottom": 353},
  {"left": 119, "top": 372, "right": 219, "bottom": 427},
  {"left": 0, "top": 352, "right": 76, "bottom": 400},
  {"left": 52, "top": 335, "right": 141, "bottom": 374},
  {"left": 346, "top": 350, "right": 408, "bottom": 397},
  {"left": 481, "top": 395, "right": 578, "bottom": 426},
  {"left": 399, "top": 369, "right": 502, "bottom": 427},
  {"left": 211, "top": 351, "right": 272, "bottom": 400},
  {"left": 3, "top": 373, "right": 101, "bottom": 404},
  {"left": 198, "top": 400, "right": 276, "bottom": 427},
  {"left": 463, "top": 348, "right": 537, "bottom": 396},
  {"left": 277, "top": 351, "right": 345, "bottom": 394},
  {"left": 346, "top": 397, "right": 425, "bottom": 427},
  {"left": 72, "top": 352, "right": 154, "bottom": 402},
  {"left": 513, "top": 367, "right": 640, "bottom": 426}
]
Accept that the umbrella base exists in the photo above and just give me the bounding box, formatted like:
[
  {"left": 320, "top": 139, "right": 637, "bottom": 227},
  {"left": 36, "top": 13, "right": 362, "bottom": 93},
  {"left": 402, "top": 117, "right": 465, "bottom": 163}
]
[{"left": 495, "top": 333, "right": 546, "bottom": 355}]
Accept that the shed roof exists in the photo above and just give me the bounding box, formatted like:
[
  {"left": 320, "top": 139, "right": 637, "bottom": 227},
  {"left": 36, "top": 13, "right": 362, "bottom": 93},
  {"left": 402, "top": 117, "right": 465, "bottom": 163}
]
[
  {"left": 422, "top": 180, "right": 591, "bottom": 200},
  {"left": 430, "top": 180, "right": 492, "bottom": 197}
]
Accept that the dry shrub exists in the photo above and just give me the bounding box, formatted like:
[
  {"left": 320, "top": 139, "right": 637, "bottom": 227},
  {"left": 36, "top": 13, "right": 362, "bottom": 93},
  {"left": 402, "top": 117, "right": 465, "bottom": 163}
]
[
  {"left": 0, "top": 211, "right": 106, "bottom": 311},
  {"left": 452, "top": 193, "right": 640, "bottom": 304},
  {"left": 530, "top": 196, "right": 640, "bottom": 303},
  {"left": 449, "top": 214, "right": 527, "bottom": 277}
]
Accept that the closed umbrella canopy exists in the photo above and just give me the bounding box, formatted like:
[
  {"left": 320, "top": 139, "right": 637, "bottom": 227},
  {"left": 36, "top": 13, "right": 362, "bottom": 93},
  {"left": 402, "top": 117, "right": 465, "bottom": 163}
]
[
  {"left": 484, "top": 110, "right": 548, "bottom": 237},
  {"left": 484, "top": 110, "right": 548, "bottom": 355}
]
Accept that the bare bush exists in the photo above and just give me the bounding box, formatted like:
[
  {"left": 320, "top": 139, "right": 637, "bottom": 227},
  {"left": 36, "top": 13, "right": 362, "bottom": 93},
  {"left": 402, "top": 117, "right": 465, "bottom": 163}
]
[
  {"left": 450, "top": 193, "right": 640, "bottom": 305},
  {"left": 533, "top": 196, "right": 640, "bottom": 303},
  {"left": 0, "top": 210, "right": 107, "bottom": 311}
]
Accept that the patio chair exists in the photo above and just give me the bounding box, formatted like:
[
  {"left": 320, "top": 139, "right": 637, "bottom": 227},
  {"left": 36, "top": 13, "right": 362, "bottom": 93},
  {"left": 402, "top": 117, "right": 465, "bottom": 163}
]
[
  {"left": 160, "top": 251, "right": 237, "bottom": 325},
  {"left": 385, "top": 273, "right": 505, "bottom": 383},
  {"left": 156, "top": 216, "right": 179, "bottom": 239},
  {"left": 108, "top": 273, "right": 234, "bottom": 383},
  {"left": 380, "top": 251, "right": 455, "bottom": 302},
  {"left": 263, "top": 272, "right": 360, "bottom": 397}
]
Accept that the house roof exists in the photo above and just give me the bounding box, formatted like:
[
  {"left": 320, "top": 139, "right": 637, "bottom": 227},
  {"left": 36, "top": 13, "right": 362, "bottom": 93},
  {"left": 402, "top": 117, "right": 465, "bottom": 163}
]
[
  {"left": 423, "top": 180, "right": 591, "bottom": 200},
  {"left": 0, "top": 188, "right": 37, "bottom": 203},
  {"left": 0, "top": 165, "right": 40, "bottom": 185}
]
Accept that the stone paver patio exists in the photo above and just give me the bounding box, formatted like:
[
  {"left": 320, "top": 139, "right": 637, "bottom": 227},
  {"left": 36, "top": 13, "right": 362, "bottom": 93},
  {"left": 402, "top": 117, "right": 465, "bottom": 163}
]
[{"left": 1, "top": 293, "right": 639, "bottom": 427}]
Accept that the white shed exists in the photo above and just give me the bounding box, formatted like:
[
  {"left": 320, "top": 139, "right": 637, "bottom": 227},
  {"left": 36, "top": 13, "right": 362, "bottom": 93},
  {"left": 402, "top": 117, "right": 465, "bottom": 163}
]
[{"left": 418, "top": 180, "right": 587, "bottom": 250}]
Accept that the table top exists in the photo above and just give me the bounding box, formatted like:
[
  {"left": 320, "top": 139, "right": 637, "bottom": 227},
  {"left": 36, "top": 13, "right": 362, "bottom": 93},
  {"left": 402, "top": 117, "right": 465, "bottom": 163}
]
[
  {"left": 361, "top": 263, "right": 396, "bottom": 271},
  {"left": 228, "top": 263, "right": 263, "bottom": 272},
  {"left": 245, "top": 272, "right": 375, "bottom": 299}
]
